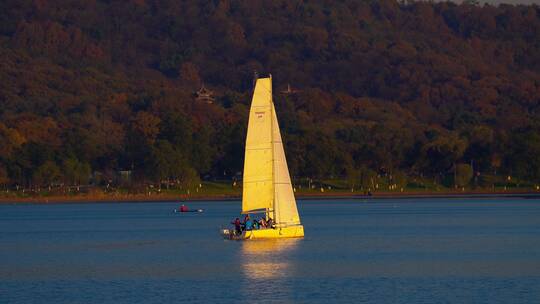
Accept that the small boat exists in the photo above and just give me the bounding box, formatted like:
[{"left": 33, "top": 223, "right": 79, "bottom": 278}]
[
  {"left": 174, "top": 204, "right": 203, "bottom": 213},
  {"left": 221, "top": 75, "right": 304, "bottom": 240},
  {"left": 174, "top": 208, "right": 204, "bottom": 213}
]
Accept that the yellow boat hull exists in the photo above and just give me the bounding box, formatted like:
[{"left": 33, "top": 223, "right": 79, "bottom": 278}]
[
  {"left": 245, "top": 225, "right": 304, "bottom": 239},
  {"left": 222, "top": 225, "right": 304, "bottom": 240}
]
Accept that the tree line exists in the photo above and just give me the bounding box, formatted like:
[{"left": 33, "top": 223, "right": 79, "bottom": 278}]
[{"left": 0, "top": 0, "right": 539, "bottom": 190}]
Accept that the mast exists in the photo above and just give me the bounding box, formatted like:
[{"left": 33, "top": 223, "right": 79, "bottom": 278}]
[{"left": 269, "top": 75, "right": 279, "bottom": 223}]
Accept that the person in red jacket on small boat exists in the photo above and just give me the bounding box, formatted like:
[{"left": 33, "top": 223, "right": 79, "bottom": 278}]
[{"left": 179, "top": 204, "right": 188, "bottom": 212}]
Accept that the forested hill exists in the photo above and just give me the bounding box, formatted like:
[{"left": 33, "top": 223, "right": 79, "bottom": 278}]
[{"left": 1, "top": 0, "right": 539, "bottom": 189}]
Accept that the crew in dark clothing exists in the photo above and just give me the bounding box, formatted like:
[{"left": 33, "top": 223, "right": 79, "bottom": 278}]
[
  {"left": 253, "top": 219, "right": 260, "bottom": 230},
  {"left": 259, "top": 217, "right": 267, "bottom": 228},
  {"left": 231, "top": 218, "right": 241, "bottom": 235},
  {"left": 267, "top": 217, "right": 275, "bottom": 228}
]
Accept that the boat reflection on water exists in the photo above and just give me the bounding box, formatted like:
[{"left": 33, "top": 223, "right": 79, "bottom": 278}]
[
  {"left": 241, "top": 239, "right": 300, "bottom": 279},
  {"left": 240, "top": 239, "right": 300, "bottom": 300}
]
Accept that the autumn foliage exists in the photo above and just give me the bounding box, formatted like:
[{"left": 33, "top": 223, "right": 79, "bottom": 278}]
[{"left": 0, "top": 0, "right": 539, "bottom": 188}]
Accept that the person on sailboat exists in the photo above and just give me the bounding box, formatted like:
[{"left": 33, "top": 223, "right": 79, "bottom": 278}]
[
  {"left": 252, "top": 219, "right": 260, "bottom": 230},
  {"left": 259, "top": 217, "right": 267, "bottom": 229},
  {"left": 231, "top": 218, "right": 242, "bottom": 235},
  {"left": 244, "top": 216, "right": 254, "bottom": 231},
  {"left": 242, "top": 214, "right": 250, "bottom": 230},
  {"left": 267, "top": 217, "right": 275, "bottom": 228}
]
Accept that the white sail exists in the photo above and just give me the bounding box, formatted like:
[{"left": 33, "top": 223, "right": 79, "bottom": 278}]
[
  {"left": 242, "top": 78, "right": 274, "bottom": 213},
  {"left": 271, "top": 102, "right": 301, "bottom": 226}
]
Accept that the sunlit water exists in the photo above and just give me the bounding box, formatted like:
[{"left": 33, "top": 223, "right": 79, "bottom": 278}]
[{"left": 1, "top": 198, "right": 539, "bottom": 303}]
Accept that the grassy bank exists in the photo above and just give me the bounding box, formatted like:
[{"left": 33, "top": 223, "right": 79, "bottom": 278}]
[{"left": 1, "top": 179, "right": 539, "bottom": 203}]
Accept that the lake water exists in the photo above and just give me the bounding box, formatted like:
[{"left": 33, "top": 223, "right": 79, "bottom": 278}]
[{"left": 1, "top": 197, "right": 540, "bottom": 303}]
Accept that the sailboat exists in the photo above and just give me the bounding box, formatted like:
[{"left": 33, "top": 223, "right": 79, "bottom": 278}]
[{"left": 221, "top": 75, "right": 304, "bottom": 240}]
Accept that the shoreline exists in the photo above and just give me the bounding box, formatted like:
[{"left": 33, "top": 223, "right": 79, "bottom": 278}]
[{"left": 1, "top": 190, "right": 539, "bottom": 204}]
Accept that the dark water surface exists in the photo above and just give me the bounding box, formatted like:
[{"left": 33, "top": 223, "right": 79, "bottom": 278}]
[{"left": 1, "top": 198, "right": 539, "bottom": 303}]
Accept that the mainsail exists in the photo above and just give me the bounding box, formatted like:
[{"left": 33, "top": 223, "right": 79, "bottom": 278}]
[
  {"left": 242, "top": 77, "right": 301, "bottom": 227},
  {"left": 242, "top": 77, "right": 274, "bottom": 213}
]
